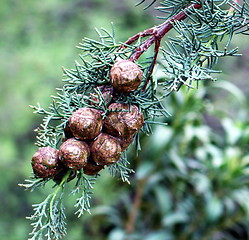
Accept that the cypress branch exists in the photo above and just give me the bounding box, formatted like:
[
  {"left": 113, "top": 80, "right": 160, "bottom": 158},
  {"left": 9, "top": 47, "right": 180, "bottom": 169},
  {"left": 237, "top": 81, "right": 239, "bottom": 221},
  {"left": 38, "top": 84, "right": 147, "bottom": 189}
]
[{"left": 20, "top": 1, "right": 249, "bottom": 239}]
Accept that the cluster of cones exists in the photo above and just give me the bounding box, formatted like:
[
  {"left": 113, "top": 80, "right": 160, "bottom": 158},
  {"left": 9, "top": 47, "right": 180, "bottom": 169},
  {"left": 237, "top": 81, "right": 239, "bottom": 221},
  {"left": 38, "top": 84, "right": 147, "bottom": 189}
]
[{"left": 31, "top": 59, "right": 144, "bottom": 181}]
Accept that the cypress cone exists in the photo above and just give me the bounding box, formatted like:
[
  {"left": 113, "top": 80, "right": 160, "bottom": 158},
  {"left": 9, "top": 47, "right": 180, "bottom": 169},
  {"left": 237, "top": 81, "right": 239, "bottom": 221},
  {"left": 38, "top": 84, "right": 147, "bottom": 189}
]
[
  {"left": 110, "top": 59, "right": 143, "bottom": 92},
  {"left": 68, "top": 107, "right": 103, "bottom": 141},
  {"left": 90, "top": 133, "right": 122, "bottom": 165},
  {"left": 31, "top": 147, "right": 61, "bottom": 178},
  {"left": 117, "top": 134, "right": 135, "bottom": 152},
  {"left": 59, "top": 138, "right": 90, "bottom": 170},
  {"left": 83, "top": 158, "right": 104, "bottom": 175},
  {"left": 104, "top": 103, "right": 144, "bottom": 138}
]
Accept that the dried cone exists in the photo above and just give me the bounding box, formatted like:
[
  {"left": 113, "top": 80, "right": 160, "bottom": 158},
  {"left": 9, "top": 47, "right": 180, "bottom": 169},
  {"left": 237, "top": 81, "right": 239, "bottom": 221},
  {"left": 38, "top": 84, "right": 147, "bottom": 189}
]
[
  {"left": 83, "top": 158, "right": 104, "bottom": 175},
  {"left": 90, "top": 133, "right": 122, "bottom": 165},
  {"left": 90, "top": 85, "right": 113, "bottom": 107},
  {"left": 104, "top": 103, "right": 144, "bottom": 138},
  {"left": 59, "top": 138, "right": 90, "bottom": 170},
  {"left": 31, "top": 147, "right": 61, "bottom": 178},
  {"left": 110, "top": 59, "right": 143, "bottom": 92},
  {"left": 117, "top": 134, "right": 135, "bottom": 152},
  {"left": 68, "top": 107, "right": 103, "bottom": 140}
]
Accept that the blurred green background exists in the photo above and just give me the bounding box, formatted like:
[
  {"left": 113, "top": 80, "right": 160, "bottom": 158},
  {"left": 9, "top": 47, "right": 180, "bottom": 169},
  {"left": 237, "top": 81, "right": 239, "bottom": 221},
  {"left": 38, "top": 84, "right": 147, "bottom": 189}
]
[{"left": 0, "top": 0, "right": 249, "bottom": 239}]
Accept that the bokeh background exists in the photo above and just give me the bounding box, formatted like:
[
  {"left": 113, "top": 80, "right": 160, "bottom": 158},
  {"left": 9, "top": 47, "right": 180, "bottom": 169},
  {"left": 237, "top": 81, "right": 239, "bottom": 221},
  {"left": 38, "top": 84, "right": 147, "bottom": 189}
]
[{"left": 0, "top": 0, "right": 249, "bottom": 239}]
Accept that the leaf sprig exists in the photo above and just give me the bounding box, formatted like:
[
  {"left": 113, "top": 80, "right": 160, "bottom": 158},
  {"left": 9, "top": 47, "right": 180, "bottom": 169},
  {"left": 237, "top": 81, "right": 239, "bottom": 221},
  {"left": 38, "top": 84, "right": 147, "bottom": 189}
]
[
  {"left": 21, "top": 1, "right": 249, "bottom": 239},
  {"left": 25, "top": 172, "right": 69, "bottom": 240}
]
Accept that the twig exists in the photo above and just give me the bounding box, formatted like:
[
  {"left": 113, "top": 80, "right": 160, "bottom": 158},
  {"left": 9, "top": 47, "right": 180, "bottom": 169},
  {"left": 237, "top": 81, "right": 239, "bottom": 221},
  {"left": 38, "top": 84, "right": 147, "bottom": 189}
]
[
  {"left": 228, "top": 0, "right": 239, "bottom": 15},
  {"left": 119, "top": 27, "right": 158, "bottom": 48},
  {"left": 125, "top": 178, "right": 146, "bottom": 235},
  {"left": 118, "top": 3, "right": 202, "bottom": 91},
  {"left": 141, "top": 39, "right": 161, "bottom": 91},
  {"left": 121, "top": 3, "right": 202, "bottom": 61}
]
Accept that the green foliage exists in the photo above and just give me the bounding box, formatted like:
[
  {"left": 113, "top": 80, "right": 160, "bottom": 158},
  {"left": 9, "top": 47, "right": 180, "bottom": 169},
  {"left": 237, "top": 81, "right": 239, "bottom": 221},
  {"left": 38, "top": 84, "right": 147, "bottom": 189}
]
[
  {"left": 0, "top": 1, "right": 153, "bottom": 239},
  {"left": 19, "top": 0, "right": 249, "bottom": 239},
  {"left": 20, "top": 170, "right": 97, "bottom": 239},
  {"left": 155, "top": 0, "right": 248, "bottom": 96},
  {"left": 20, "top": 24, "right": 163, "bottom": 238},
  {"left": 1, "top": 0, "right": 249, "bottom": 239},
  {"left": 95, "top": 82, "right": 249, "bottom": 240}
]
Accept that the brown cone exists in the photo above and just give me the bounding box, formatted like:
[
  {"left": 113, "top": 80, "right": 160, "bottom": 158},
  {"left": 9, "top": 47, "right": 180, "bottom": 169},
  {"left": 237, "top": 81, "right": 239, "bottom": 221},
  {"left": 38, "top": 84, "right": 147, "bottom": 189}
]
[
  {"left": 59, "top": 138, "right": 90, "bottom": 170},
  {"left": 63, "top": 121, "right": 74, "bottom": 139},
  {"left": 90, "top": 133, "right": 122, "bottom": 165},
  {"left": 104, "top": 103, "right": 144, "bottom": 138},
  {"left": 68, "top": 107, "right": 103, "bottom": 140},
  {"left": 110, "top": 59, "right": 142, "bottom": 92},
  {"left": 31, "top": 146, "right": 61, "bottom": 178},
  {"left": 117, "top": 134, "right": 135, "bottom": 152}
]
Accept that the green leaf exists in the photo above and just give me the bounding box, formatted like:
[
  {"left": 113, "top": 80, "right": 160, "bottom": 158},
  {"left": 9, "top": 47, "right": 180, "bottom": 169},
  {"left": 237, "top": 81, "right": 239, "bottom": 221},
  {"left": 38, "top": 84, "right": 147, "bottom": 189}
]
[
  {"left": 162, "top": 211, "right": 188, "bottom": 226},
  {"left": 136, "top": 162, "right": 154, "bottom": 180},
  {"left": 222, "top": 118, "right": 242, "bottom": 145},
  {"left": 154, "top": 186, "right": 172, "bottom": 215},
  {"left": 205, "top": 196, "right": 223, "bottom": 221},
  {"left": 145, "top": 231, "right": 172, "bottom": 240},
  {"left": 108, "top": 228, "right": 126, "bottom": 240}
]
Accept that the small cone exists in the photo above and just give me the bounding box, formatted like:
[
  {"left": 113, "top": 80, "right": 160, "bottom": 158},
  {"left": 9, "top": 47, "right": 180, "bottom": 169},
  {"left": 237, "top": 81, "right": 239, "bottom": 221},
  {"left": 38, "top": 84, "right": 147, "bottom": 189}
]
[
  {"left": 69, "top": 107, "right": 103, "bottom": 140},
  {"left": 110, "top": 59, "right": 143, "bottom": 92},
  {"left": 117, "top": 134, "right": 135, "bottom": 152},
  {"left": 90, "top": 133, "right": 122, "bottom": 165},
  {"left": 31, "top": 146, "right": 61, "bottom": 178},
  {"left": 104, "top": 103, "right": 144, "bottom": 138},
  {"left": 59, "top": 138, "right": 90, "bottom": 170}
]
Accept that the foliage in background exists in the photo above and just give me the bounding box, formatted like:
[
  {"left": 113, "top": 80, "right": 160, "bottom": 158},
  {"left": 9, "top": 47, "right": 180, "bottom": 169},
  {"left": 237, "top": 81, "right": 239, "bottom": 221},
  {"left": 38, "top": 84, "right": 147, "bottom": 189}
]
[
  {"left": 115, "top": 82, "right": 249, "bottom": 240},
  {"left": 0, "top": 1, "right": 153, "bottom": 239},
  {"left": 20, "top": 0, "right": 249, "bottom": 238},
  {"left": 0, "top": 0, "right": 249, "bottom": 239},
  {"left": 68, "top": 81, "right": 249, "bottom": 240}
]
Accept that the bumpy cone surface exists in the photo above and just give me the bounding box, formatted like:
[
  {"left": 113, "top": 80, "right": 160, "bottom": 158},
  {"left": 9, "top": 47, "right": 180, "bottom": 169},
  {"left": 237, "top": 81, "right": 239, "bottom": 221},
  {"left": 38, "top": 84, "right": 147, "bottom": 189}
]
[
  {"left": 90, "top": 85, "right": 113, "bottom": 107},
  {"left": 83, "top": 158, "right": 104, "bottom": 175},
  {"left": 59, "top": 138, "right": 90, "bottom": 170},
  {"left": 69, "top": 107, "right": 103, "bottom": 140},
  {"left": 110, "top": 59, "right": 143, "bottom": 92},
  {"left": 117, "top": 134, "right": 135, "bottom": 152},
  {"left": 90, "top": 133, "right": 122, "bottom": 165},
  {"left": 31, "top": 146, "right": 60, "bottom": 178},
  {"left": 104, "top": 103, "right": 144, "bottom": 138}
]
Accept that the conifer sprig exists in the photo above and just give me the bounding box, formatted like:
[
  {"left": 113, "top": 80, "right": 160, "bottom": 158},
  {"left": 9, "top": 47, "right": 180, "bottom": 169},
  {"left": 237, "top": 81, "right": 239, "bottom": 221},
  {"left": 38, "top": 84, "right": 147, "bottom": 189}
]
[
  {"left": 70, "top": 171, "right": 97, "bottom": 217},
  {"left": 21, "top": 1, "right": 249, "bottom": 239},
  {"left": 26, "top": 171, "right": 70, "bottom": 240},
  {"left": 127, "top": 0, "right": 249, "bottom": 94},
  {"left": 108, "top": 153, "right": 135, "bottom": 184}
]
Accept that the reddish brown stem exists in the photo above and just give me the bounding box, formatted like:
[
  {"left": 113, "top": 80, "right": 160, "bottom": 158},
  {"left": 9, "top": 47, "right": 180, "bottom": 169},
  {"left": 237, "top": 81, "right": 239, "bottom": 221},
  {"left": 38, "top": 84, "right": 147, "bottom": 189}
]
[
  {"left": 125, "top": 179, "right": 146, "bottom": 235},
  {"left": 228, "top": 0, "right": 239, "bottom": 13},
  {"left": 141, "top": 39, "right": 160, "bottom": 91},
  {"left": 125, "top": 3, "right": 202, "bottom": 61},
  {"left": 120, "top": 27, "right": 157, "bottom": 48}
]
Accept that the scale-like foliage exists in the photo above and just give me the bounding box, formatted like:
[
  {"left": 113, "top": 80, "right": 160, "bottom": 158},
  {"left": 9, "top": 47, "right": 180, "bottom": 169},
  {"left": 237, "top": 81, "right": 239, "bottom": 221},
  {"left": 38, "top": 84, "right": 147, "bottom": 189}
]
[
  {"left": 20, "top": 1, "right": 249, "bottom": 239},
  {"left": 135, "top": 0, "right": 249, "bottom": 96}
]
